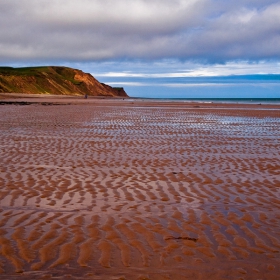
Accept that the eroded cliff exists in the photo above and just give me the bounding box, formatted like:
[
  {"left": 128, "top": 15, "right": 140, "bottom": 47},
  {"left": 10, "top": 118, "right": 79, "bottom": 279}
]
[{"left": 0, "top": 66, "right": 128, "bottom": 97}]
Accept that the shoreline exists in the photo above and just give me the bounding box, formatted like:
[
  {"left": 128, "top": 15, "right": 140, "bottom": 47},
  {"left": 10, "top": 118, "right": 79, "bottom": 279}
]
[{"left": 0, "top": 92, "right": 279, "bottom": 110}]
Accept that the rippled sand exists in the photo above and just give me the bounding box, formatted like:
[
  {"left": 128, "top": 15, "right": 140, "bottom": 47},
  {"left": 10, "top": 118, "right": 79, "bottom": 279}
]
[{"left": 0, "top": 98, "right": 279, "bottom": 279}]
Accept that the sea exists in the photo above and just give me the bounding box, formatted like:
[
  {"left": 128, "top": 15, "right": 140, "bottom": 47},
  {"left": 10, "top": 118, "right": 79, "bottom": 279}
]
[{"left": 130, "top": 98, "right": 280, "bottom": 105}]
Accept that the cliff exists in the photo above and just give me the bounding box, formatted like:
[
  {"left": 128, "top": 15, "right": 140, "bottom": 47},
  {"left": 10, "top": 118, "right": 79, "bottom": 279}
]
[{"left": 0, "top": 66, "right": 128, "bottom": 97}]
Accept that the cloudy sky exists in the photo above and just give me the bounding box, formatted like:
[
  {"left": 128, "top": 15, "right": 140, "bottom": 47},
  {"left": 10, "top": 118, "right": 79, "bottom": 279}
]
[{"left": 1, "top": 0, "right": 280, "bottom": 98}]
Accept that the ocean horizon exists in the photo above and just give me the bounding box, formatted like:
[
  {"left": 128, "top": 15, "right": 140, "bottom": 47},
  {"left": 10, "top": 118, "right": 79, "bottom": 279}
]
[{"left": 128, "top": 97, "right": 280, "bottom": 105}]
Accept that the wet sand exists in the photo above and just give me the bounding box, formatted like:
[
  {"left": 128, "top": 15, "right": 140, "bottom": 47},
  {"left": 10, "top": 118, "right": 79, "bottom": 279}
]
[{"left": 0, "top": 96, "right": 279, "bottom": 279}]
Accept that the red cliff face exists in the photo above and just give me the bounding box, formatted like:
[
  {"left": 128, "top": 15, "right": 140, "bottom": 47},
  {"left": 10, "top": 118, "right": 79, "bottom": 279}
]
[
  {"left": 0, "top": 66, "right": 129, "bottom": 97},
  {"left": 101, "top": 83, "right": 128, "bottom": 97}
]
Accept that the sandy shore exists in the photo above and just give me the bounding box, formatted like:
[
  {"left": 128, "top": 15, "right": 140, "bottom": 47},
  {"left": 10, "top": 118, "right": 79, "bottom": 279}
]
[{"left": 0, "top": 95, "right": 279, "bottom": 279}]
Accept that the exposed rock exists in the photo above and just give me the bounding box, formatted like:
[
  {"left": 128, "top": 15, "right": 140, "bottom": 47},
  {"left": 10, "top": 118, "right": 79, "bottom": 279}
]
[{"left": 0, "top": 66, "right": 128, "bottom": 97}]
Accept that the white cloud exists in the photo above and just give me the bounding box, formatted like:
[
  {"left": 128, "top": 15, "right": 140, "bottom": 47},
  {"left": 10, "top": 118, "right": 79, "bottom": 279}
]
[
  {"left": 0, "top": 0, "right": 280, "bottom": 64},
  {"left": 163, "top": 82, "right": 280, "bottom": 88},
  {"left": 92, "top": 61, "right": 280, "bottom": 78}
]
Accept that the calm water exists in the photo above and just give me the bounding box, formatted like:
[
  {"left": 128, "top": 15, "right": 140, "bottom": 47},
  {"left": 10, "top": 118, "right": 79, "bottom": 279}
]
[{"left": 131, "top": 98, "right": 280, "bottom": 105}]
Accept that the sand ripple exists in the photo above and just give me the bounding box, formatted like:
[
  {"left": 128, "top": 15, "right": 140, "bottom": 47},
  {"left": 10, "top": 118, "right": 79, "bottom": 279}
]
[{"left": 0, "top": 102, "right": 279, "bottom": 279}]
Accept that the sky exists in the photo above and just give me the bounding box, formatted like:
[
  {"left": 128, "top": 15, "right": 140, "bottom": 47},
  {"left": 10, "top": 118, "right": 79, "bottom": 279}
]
[{"left": 0, "top": 0, "right": 280, "bottom": 98}]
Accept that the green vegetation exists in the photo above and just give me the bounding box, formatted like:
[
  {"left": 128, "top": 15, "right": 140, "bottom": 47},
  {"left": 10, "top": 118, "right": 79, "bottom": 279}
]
[
  {"left": 0, "top": 66, "right": 128, "bottom": 97},
  {"left": 0, "top": 66, "right": 50, "bottom": 76}
]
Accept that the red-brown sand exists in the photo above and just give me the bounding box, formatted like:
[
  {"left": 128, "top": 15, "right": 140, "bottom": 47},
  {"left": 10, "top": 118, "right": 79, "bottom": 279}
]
[{"left": 0, "top": 94, "right": 279, "bottom": 279}]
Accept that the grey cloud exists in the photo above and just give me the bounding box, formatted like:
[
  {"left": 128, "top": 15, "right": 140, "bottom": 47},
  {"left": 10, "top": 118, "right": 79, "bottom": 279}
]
[{"left": 0, "top": 0, "right": 280, "bottom": 64}]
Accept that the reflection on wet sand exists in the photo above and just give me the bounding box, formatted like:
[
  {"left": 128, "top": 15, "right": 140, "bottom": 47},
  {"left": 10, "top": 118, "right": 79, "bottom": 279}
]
[{"left": 0, "top": 100, "right": 279, "bottom": 279}]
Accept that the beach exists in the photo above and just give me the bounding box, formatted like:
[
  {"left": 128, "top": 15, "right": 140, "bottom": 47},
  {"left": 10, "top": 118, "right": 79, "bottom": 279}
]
[{"left": 0, "top": 95, "right": 279, "bottom": 279}]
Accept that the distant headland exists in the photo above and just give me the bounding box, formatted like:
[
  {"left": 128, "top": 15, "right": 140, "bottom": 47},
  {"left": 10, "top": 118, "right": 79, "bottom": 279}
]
[{"left": 0, "top": 66, "right": 128, "bottom": 97}]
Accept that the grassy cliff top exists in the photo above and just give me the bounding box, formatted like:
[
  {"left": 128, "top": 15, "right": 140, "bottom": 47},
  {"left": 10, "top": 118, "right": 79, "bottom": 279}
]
[{"left": 0, "top": 66, "right": 128, "bottom": 97}]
